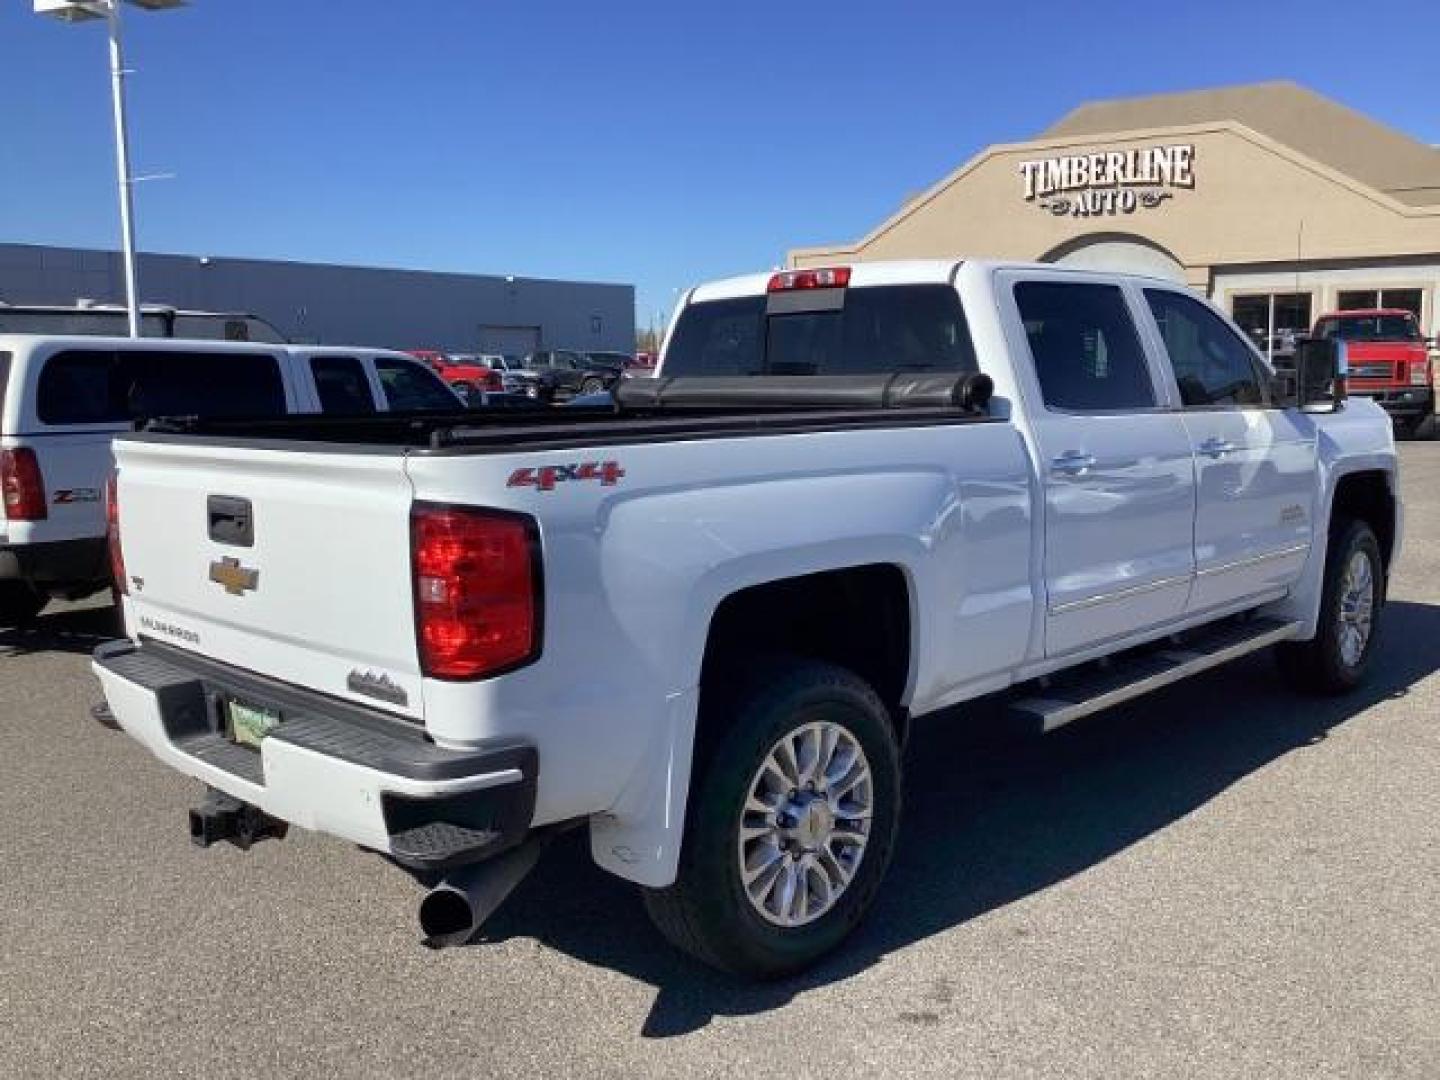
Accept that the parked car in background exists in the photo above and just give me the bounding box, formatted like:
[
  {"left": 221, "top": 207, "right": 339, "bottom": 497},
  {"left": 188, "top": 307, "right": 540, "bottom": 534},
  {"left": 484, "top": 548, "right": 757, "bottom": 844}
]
[
  {"left": 1313, "top": 309, "right": 1434, "bottom": 437},
  {"left": 473, "top": 353, "right": 530, "bottom": 394},
  {"left": 629, "top": 351, "right": 658, "bottom": 372},
  {"left": 0, "top": 303, "right": 286, "bottom": 343},
  {"left": 516, "top": 348, "right": 625, "bottom": 401},
  {"left": 406, "top": 350, "right": 504, "bottom": 402},
  {"left": 585, "top": 350, "right": 634, "bottom": 371},
  {"left": 0, "top": 337, "right": 460, "bottom": 625}
]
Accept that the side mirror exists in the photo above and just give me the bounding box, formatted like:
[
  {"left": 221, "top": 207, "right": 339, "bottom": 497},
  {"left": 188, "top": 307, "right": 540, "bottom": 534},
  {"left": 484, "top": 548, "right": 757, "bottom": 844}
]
[{"left": 1291, "top": 338, "right": 1346, "bottom": 412}]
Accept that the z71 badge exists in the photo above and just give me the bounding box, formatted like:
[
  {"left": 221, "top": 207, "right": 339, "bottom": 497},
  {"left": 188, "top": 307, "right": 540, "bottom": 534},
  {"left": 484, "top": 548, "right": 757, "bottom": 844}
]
[
  {"left": 507, "top": 461, "right": 625, "bottom": 492},
  {"left": 53, "top": 488, "right": 100, "bottom": 504}
]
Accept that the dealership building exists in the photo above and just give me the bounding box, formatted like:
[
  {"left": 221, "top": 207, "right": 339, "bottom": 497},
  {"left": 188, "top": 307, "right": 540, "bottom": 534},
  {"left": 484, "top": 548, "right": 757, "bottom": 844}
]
[
  {"left": 791, "top": 82, "right": 1440, "bottom": 346},
  {"left": 0, "top": 243, "right": 635, "bottom": 355}
]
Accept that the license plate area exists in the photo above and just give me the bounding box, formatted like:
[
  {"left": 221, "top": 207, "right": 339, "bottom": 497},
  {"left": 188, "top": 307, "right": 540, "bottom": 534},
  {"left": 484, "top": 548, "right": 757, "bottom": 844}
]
[{"left": 225, "top": 698, "right": 282, "bottom": 749}]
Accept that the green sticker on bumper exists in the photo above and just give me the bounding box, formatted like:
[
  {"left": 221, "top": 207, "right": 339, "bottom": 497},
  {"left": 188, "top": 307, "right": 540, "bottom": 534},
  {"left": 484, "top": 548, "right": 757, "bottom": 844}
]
[{"left": 227, "top": 701, "right": 280, "bottom": 749}]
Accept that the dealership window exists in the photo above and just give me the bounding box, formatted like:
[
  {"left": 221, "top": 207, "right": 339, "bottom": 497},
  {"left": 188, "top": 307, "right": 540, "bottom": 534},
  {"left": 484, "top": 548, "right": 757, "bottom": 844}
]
[
  {"left": 1230, "top": 292, "right": 1312, "bottom": 357},
  {"left": 1338, "top": 288, "right": 1424, "bottom": 319}
]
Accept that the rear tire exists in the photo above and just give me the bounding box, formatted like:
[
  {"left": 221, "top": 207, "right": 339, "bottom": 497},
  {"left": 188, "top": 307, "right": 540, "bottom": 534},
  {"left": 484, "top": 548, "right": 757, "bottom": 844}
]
[
  {"left": 1276, "top": 519, "right": 1383, "bottom": 695},
  {"left": 0, "top": 581, "right": 47, "bottom": 628},
  {"left": 643, "top": 658, "right": 902, "bottom": 979},
  {"left": 1413, "top": 413, "right": 1437, "bottom": 441}
]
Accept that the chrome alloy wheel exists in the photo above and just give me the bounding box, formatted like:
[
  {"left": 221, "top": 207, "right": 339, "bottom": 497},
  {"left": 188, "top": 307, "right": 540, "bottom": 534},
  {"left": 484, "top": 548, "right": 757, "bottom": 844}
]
[
  {"left": 737, "top": 721, "right": 873, "bottom": 928},
  {"left": 1338, "top": 549, "right": 1376, "bottom": 667}
]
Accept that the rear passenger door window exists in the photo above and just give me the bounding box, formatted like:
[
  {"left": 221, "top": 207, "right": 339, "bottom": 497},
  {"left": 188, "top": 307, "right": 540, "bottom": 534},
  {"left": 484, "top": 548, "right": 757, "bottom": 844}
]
[
  {"left": 1144, "top": 289, "right": 1268, "bottom": 408},
  {"left": 374, "top": 358, "right": 460, "bottom": 412},
  {"left": 1014, "top": 281, "right": 1156, "bottom": 411},
  {"left": 309, "top": 356, "right": 377, "bottom": 415}
]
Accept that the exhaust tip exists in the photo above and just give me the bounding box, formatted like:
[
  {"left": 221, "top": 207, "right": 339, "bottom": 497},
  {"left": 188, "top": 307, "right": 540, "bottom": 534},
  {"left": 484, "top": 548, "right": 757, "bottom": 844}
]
[
  {"left": 418, "top": 886, "right": 477, "bottom": 949},
  {"left": 415, "top": 833, "right": 558, "bottom": 949}
]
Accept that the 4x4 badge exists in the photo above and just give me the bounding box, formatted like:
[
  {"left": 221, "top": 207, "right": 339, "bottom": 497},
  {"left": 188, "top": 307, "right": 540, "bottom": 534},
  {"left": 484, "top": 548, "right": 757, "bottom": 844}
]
[{"left": 209, "top": 556, "right": 259, "bottom": 596}]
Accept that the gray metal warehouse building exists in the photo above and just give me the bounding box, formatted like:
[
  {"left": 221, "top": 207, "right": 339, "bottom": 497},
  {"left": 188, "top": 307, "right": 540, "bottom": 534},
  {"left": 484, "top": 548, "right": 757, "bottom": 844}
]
[{"left": 0, "top": 243, "right": 634, "bottom": 355}]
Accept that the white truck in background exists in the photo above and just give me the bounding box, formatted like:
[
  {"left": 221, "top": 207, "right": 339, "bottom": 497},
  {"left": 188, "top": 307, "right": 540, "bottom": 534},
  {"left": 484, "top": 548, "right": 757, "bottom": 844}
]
[
  {"left": 92, "top": 261, "right": 1399, "bottom": 977},
  {"left": 0, "top": 338, "right": 462, "bottom": 624}
]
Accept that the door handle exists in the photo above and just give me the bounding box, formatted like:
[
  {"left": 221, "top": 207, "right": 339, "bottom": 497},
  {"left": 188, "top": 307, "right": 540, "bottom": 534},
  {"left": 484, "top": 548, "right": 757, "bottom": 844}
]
[
  {"left": 1051, "top": 450, "right": 1097, "bottom": 476},
  {"left": 1198, "top": 437, "right": 1237, "bottom": 458}
]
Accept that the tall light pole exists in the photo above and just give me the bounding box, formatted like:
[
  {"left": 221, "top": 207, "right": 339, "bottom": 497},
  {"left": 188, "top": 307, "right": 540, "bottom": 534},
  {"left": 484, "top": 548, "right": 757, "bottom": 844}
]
[{"left": 34, "top": 1, "right": 185, "bottom": 338}]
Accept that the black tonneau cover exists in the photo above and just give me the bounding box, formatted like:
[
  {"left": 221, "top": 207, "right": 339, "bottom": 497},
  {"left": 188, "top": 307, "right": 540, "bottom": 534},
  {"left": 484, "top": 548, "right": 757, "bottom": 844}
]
[
  {"left": 614, "top": 372, "right": 991, "bottom": 411},
  {"left": 137, "top": 372, "right": 995, "bottom": 454}
]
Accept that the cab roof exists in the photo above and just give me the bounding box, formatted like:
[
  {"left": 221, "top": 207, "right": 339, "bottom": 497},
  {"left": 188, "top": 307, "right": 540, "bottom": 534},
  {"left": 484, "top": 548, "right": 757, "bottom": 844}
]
[{"left": 686, "top": 258, "right": 1195, "bottom": 303}]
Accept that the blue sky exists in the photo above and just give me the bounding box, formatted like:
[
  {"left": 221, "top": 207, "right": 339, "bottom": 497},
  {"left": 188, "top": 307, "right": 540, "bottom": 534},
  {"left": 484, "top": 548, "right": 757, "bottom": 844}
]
[{"left": 3, "top": 0, "right": 1438, "bottom": 336}]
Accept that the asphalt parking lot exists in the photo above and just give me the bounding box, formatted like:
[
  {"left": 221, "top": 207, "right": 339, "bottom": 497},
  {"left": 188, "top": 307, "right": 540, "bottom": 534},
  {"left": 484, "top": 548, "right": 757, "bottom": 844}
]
[{"left": 2, "top": 449, "right": 1437, "bottom": 1080}]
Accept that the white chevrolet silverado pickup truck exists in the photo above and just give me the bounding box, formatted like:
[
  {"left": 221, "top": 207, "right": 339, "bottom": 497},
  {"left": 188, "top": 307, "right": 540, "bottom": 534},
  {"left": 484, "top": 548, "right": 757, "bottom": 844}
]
[{"left": 93, "top": 260, "right": 1399, "bottom": 977}]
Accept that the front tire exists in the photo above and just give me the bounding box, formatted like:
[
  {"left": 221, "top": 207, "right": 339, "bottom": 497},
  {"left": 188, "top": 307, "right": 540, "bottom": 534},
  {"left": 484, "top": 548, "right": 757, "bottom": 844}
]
[
  {"left": 1276, "top": 519, "right": 1383, "bottom": 694},
  {"left": 643, "top": 659, "right": 902, "bottom": 979},
  {"left": 0, "top": 581, "right": 47, "bottom": 628}
]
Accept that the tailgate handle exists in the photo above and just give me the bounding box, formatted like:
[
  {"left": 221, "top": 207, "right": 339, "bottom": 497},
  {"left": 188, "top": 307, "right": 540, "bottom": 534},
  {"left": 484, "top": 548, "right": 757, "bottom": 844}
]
[{"left": 207, "top": 495, "right": 254, "bottom": 547}]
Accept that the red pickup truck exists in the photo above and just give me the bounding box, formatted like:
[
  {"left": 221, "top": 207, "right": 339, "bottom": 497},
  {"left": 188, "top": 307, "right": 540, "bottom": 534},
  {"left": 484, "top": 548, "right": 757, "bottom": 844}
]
[
  {"left": 1313, "top": 309, "right": 1434, "bottom": 437},
  {"left": 406, "top": 350, "right": 503, "bottom": 401}
]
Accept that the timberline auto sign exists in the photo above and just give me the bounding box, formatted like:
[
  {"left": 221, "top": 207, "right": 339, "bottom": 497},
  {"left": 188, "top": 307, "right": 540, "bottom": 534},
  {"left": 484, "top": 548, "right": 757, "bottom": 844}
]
[{"left": 1020, "top": 144, "right": 1195, "bottom": 217}]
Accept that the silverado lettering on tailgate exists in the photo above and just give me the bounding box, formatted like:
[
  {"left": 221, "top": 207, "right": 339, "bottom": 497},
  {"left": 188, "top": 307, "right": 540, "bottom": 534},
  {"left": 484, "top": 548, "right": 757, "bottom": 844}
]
[{"left": 138, "top": 615, "right": 200, "bottom": 646}]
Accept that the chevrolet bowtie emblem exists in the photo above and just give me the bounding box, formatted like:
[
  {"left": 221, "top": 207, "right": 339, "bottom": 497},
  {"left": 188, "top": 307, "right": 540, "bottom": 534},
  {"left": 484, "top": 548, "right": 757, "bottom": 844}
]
[{"left": 208, "top": 556, "right": 259, "bottom": 596}]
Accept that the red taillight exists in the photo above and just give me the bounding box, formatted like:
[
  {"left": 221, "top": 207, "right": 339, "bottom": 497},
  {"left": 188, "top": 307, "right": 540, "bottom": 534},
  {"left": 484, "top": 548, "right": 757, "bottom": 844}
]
[
  {"left": 484, "top": 369, "right": 503, "bottom": 391},
  {"left": 106, "top": 472, "right": 126, "bottom": 595},
  {"left": 412, "top": 504, "right": 540, "bottom": 679},
  {"left": 0, "top": 447, "right": 47, "bottom": 521},
  {"left": 767, "top": 267, "right": 851, "bottom": 292}
]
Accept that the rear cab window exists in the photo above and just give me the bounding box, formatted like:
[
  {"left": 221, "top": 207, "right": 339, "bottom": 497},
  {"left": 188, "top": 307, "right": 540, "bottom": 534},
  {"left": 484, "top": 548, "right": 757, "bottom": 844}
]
[
  {"left": 663, "top": 285, "right": 977, "bottom": 377},
  {"left": 36, "top": 349, "right": 286, "bottom": 426}
]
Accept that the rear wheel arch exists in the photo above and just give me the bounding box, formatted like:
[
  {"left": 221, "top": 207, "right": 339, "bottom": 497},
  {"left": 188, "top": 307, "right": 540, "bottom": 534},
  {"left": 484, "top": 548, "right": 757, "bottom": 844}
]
[{"left": 694, "top": 563, "right": 915, "bottom": 762}]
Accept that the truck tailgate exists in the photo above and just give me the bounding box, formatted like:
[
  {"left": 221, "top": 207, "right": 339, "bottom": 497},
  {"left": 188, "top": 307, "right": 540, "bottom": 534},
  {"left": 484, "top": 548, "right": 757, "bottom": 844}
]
[{"left": 113, "top": 438, "right": 424, "bottom": 721}]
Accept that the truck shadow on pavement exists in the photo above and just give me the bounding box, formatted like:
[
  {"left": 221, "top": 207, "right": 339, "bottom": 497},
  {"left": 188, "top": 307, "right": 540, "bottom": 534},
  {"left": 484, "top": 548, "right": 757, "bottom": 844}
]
[
  {"left": 0, "top": 602, "right": 119, "bottom": 659},
  {"left": 478, "top": 599, "right": 1440, "bottom": 1038}
]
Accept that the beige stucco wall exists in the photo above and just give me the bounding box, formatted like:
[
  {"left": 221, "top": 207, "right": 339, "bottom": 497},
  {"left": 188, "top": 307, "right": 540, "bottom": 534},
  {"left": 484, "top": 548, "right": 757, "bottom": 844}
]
[{"left": 789, "top": 122, "right": 1440, "bottom": 281}]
